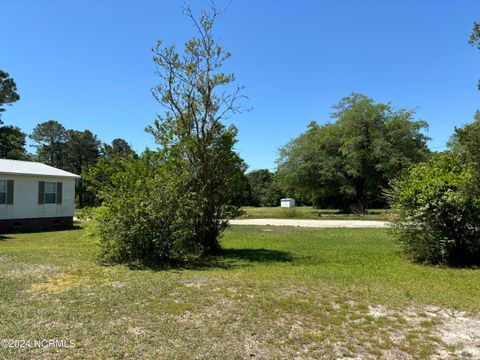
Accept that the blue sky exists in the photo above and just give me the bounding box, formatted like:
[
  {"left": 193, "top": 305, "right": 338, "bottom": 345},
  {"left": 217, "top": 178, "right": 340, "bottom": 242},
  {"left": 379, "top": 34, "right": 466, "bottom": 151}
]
[{"left": 2, "top": 0, "right": 479, "bottom": 170}]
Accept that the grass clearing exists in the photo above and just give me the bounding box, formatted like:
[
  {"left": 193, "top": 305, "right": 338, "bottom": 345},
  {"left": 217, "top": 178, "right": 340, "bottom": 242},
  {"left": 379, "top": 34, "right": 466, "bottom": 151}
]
[
  {"left": 0, "top": 225, "right": 479, "bottom": 358},
  {"left": 239, "top": 206, "right": 390, "bottom": 220}
]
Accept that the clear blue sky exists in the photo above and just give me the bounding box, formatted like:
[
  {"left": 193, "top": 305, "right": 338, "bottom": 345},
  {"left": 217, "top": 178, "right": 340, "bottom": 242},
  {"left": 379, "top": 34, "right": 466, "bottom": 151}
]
[{"left": 2, "top": 0, "right": 479, "bottom": 171}]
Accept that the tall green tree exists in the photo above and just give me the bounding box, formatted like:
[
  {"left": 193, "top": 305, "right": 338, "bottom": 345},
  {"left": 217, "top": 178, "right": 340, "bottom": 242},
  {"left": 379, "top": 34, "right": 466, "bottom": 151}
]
[
  {"left": 0, "top": 70, "right": 25, "bottom": 158},
  {"left": 64, "top": 130, "right": 101, "bottom": 174},
  {"left": 469, "top": 21, "right": 480, "bottom": 89},
  {"left": 276, "top": 121, "right": 346, "bottom": 208},
  {"left": 333, "top": 94, "right": 429, "bottom": 212},
  {"left": 91, "top": 5, "right": 247, "bottom": 262},
  {"left": 147, "top": 4, "right": 247, "bottom": 253},
  {"left": 246, "top": 169, "right": 283, "bottom": 207},
  {"left": 30, "top": 120, "right": 67, "bottom": 167},
  {"left": 0, "top": 125, "right": 29, "bottom": 160},
  {"left": 276, "top": 94, "right": 430, "bottom": 212},
  {"left": 0, "top": 70, "right": 20, "bottom": 124},
  {"left": 64, "top": 130, "right": 101, "bottom": 207},
  {"left": 102, "top": 138, "right": 138, "bottom": 159},
  {"left": 82, "top": 138, "right": 138, "bottom": 205}
]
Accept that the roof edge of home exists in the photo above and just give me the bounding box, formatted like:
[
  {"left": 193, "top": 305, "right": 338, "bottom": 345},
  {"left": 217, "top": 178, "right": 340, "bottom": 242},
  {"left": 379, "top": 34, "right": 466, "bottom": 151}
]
[{"left": 0, "top": 171, "right": 81, "bottom": 179}]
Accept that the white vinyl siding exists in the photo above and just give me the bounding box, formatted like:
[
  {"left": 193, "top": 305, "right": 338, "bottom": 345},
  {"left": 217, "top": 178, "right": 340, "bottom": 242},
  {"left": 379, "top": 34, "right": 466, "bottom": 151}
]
[{"left": 0, "top": 175, "right": 75, "bottom": 220}]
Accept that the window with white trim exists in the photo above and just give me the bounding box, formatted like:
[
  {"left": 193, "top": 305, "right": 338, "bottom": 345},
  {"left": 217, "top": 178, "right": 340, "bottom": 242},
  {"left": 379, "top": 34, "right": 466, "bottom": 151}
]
[{"left": 44, "top": 181, "right": 57, "bottom": 204}]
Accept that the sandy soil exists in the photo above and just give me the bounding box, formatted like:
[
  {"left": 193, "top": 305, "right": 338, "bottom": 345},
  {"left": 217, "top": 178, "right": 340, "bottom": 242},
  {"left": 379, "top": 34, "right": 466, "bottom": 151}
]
[
  {"left": 229, "top": 219, "right": 387, "bottom": 228},
  {"left": 368, "top": 304, "right": 480, "bottom": 359}
]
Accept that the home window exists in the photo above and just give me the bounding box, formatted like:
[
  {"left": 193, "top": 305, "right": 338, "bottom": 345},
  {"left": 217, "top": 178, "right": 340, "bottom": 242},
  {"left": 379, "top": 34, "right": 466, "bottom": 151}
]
[
  {"left": 0, "top": 180, "right": 5, "bottom": 204},
  {"left": 44, "top": 182, "right": 57, "bottom": 204}
]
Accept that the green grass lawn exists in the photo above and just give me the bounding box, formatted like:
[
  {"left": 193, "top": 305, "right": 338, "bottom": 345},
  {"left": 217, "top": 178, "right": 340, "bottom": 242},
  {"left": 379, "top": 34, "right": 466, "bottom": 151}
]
[
  {"left": 0, "top": 225, "right": 479, "bottom": 359},
  {"left": 238, "top": 206, "right": 390, "bottom": 220}
]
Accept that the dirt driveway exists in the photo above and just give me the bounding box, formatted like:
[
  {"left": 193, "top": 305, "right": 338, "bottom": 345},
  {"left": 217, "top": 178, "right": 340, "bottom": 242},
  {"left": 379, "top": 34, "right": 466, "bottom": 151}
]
[{"left": 229, "top": 219, "right": 387, "bottom": 228}]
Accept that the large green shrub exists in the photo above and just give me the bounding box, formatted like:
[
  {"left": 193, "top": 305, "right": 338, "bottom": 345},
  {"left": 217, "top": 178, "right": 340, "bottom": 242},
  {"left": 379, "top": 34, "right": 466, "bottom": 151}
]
[
  {"left": 91, "top": 155, "right": 198, "bottom": 263},
  {"left": 387, "top": 153, "right": 480, "bottom": 266}
]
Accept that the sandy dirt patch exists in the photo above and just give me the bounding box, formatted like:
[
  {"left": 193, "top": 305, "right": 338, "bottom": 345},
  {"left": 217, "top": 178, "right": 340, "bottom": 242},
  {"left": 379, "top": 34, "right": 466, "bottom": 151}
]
[{"left": 229, "top": 219, "right": 387, "bottom": 228}]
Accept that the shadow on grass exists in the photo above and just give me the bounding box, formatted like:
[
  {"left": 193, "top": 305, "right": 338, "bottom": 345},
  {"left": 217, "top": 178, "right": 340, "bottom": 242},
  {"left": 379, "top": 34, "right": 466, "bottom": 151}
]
[
  {"left": 125, "top": 247, "right": 293, "bottom": 272},
  {"left": 0, "top": 234, "right": 11, "bottom": 241},
  {"left": 221, "top": 248, "right": 293, "bottom": 263}
]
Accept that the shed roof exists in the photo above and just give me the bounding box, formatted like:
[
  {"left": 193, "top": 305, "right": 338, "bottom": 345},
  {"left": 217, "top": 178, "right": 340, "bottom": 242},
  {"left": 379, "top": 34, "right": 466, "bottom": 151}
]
[{"left": 0, "top": 159, "right": 81, "bottom": 179}]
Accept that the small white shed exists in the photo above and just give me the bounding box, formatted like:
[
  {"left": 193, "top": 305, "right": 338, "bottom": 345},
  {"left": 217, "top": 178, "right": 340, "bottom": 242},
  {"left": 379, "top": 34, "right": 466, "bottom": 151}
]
[
  {"left": 0, "top": 159, "right": 80, "bottom": 232},
  {"left": 280, "top": 198, "right": 296, "bottom": 208}
]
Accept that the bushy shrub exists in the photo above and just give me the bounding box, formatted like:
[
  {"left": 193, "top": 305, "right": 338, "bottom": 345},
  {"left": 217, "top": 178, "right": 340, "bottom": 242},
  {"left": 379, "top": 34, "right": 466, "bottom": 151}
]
[
  {"left": 91, "top": 155, "right": 199, "bottom": 263},
  {"left": 387, "top": 153, "right": 480, "bottom": 266}
]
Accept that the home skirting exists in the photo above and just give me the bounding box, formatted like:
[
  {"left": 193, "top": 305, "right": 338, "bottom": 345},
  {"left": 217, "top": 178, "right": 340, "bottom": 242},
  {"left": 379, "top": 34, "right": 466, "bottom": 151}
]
[{"left": 0, "top": 216, "right": 74, "bottom": 233}]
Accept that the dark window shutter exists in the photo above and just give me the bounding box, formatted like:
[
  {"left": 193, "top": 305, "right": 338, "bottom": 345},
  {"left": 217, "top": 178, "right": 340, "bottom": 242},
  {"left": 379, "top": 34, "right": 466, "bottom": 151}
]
[
  {"left": 56, "top": 182, "right": 63, "bottom": 204},
  {"left": 38, "top": 181, "right": 45, "bottom": 204},
  {"left": 6, "top": 180, "right": 14, "bottom": 205}
]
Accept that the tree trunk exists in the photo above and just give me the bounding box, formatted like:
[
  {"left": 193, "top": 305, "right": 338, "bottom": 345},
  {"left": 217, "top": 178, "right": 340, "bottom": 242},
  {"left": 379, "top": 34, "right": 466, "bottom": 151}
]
[
  {"left": 351, "top": 180, "right": 366, "bottom": 215},
  {"left": 196, "top": 150, "right": 221, "bottom": 254}
]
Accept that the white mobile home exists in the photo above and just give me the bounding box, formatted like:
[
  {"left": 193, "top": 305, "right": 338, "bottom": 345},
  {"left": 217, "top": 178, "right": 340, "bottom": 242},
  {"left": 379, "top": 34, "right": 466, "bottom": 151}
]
[{"left": 0, "top": 159, "right": 80, "bottom": 232}]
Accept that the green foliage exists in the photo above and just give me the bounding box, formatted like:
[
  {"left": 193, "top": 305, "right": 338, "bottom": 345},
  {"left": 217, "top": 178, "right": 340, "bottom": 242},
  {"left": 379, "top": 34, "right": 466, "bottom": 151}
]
[
  {"left": 82, "top": 139, "right": 139, "bottom": 206},
  {"left": 276, "top": 121, "right": 346, "bottom": 208},
  {"left": 276, "top": 94, "right": 430, "bottom": 212},
  {"left": 469, "top": 21, "right": 480, "bottom": 89},
  {"left": 146, "top": 5, "right": 247, "bottom": 254},
  {"left": 90, "top": 154, "right": 199, "bottom": 262},
  {"left": 82, "top": 146, "right": 136, "bottom": 204},
  {"left": 92, "top": 5, "right": 247, "bottom": 261},
  {"left": 387, "top": 153, "right": 480, "bottom": 266},
  {"left": 228, "top": 170, "right": 251, "bottom": 207},
  {"left": 92, "top": 142, "right": 246, "bottom": 262},
  {"left": 0, "top": 70, "right": 25, "bottom": 157},
  {"left": 0, "top": 125, "right": 29, "bottom": 160},
  {"left": 105, "top": 138, "right": 138, "bottom": 159},
  {"left": 63, "top": 130, "right": 101, "bottom": 207},
  {"left": 30, "top": 120, "right": 68, "bottom": 167},
  {"left": 30, "top": 121, "right": 105, "bottom": 207},
  {"left": 63, "top": 130, "right": 101, "bottom": 173},
  {"left": 448, "top": 111, "right": 480, "bottom": 195},
  {"left": 246, "top": 169, "right": 282, "bottom": 206},
  {"left": 0, "top": 70, "right": 20, "bottom": 124}
]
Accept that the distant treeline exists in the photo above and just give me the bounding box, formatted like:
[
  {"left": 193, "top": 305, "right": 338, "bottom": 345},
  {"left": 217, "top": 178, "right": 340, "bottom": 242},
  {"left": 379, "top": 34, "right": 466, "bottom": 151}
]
[
  {"left": 245, "top": 93, "right": 431, "bottom": 213},
  {"left": 1, "top": 67, "right": 433, "bottom": 211}
]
